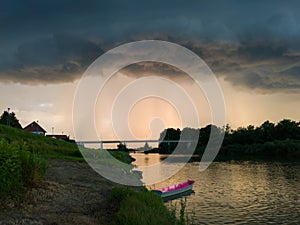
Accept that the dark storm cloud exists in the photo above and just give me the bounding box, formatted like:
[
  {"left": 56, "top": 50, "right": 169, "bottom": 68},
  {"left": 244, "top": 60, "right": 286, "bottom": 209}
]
[
  {"left": 0, "top": 0, "right": 300, "bottom": 91},
  {"left": 189, "top": 40, "right": 300, "bottom": 92},
  {"left": 0, "top": 33, "right": 103, "bottom": 84},
  {"left": 121, "top": 62, "right": 185, "bottom": 78},
  {"left": 16, "top": 34, "right": 102, "bottom": 66},
  {"left": 120, "top": 40, "right": 300, "bottom": 92}
]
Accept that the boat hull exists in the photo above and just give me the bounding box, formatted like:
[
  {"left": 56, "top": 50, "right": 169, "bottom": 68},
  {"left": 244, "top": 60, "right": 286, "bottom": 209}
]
[{"left": 152, "top": 180, "right": 195, "bottom": 199}]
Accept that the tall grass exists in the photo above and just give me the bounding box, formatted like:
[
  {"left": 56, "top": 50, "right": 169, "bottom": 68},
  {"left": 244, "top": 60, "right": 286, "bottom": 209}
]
[
  {"left": 111, "top": 187, "right": 177, "bottom": 225},
  {"left": 0, "top": 124, "right": 80, "bottom": 198},
  {"left": 110, "top": 187, "right": 195, "bottom": 225},
  {"left": 0, "top": 139, "right": 46, "bottom": 197},
  {"left": 168, "top": 198, "right": 196, "bottom": 225}
]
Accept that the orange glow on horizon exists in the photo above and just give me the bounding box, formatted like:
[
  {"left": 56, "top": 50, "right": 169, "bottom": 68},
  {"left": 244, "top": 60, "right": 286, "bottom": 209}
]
[{"left": 129, "top": 97, "right": 182, "bottom": 139}]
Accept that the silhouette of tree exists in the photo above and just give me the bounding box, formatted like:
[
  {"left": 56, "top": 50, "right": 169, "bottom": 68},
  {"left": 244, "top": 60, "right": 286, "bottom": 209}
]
[
  {"left": 0, "top": 110, "right": 22, "bottom": 129},
  {"left": 158, "top": 128, "right": 181, "bottom": 154},
  {"left": 157, "top": 119, "right": 300, "bottom": 158},
  {"left": 274, "top": 119, "right": 300, "bottom": 140},
  {"left": 117, "top": 142, "right": 127, "bottom": 151},
  {"left": 257, "top": 120, "right": 275, "bottom": 143},
  {"left": 198, "top": 125, "right": 211, "bottom": 146}
]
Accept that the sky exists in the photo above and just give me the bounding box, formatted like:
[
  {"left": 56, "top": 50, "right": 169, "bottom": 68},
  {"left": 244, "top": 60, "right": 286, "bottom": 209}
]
[{"left": 0, "top": 0, "right": 299, "bottom": 142}]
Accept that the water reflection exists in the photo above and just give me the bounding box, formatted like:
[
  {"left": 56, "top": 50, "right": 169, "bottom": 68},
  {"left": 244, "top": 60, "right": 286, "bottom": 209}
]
[
  {"left": 131, "top": 153, "right": 167, "bottom": 166},
  {"left": 131, "top": 153, "right": 300, "bottom": 224}
]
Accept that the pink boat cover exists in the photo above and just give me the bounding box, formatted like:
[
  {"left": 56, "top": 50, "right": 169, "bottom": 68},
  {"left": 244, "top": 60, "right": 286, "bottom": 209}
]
[{"left": 157, "top": 180, "right": 194, "bottom": 193}]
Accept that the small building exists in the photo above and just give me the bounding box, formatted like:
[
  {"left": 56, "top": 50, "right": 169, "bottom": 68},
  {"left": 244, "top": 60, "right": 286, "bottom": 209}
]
[
  {"left": 46, "top": 134, "right": 69, "bottom": 141},
  {"left": 23, "top": 121, "right": 47, "bottom": 135}
]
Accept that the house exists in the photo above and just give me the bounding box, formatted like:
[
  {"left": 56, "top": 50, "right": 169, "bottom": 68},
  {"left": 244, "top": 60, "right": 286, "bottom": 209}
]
[
  {"left": 23, "top": 121, "right": 47, "bottom": 135},
  {"left": 46, "top": 134, "right": 69, "bottom": 141}
]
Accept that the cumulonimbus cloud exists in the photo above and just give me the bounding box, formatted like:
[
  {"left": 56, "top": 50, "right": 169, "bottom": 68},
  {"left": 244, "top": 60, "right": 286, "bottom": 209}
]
[
  {"left": 0, "top": 33, "right": 103, "bottom": 84},
  {"left": 0, "top": 0, "right": 300, "bottom": 92},
  {"left": 1, "top": 33, "right": 300, "bottom": 93}
]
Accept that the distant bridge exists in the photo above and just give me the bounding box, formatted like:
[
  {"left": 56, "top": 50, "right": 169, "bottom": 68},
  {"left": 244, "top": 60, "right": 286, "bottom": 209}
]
[{"left": 76, "top": 139, "right": 195, "bottom": 150}]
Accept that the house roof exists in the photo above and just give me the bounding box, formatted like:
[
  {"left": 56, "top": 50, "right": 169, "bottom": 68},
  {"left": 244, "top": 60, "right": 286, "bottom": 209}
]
[{"left": 23, "top": 121, "right": 47, "bottom": 133}]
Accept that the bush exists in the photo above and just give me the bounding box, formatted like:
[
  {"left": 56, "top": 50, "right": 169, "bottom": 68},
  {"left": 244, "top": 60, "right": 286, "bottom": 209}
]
[
  {"left": 111, "top": 187, "right": 179, "bottom": 225},
  {"left": 0, "top": 139, "right": 22, "bottom": 196},
  {"left": 109, "top": 150, "right": 135, "bottom": 164},
  {"left": 0, "top": 139, "right": 46, "bottom": 197}
]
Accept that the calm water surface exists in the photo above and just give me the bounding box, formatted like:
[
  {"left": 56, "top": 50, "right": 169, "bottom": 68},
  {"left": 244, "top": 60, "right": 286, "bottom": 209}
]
[{"left": 131, "top": 153, "right": 300, "bottom": 224}]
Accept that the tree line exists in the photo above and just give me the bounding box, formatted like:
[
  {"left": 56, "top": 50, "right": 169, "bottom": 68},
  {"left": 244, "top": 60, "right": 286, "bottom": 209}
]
[{"left": 156, "top": 119, "right": 300, "bottom": 159}]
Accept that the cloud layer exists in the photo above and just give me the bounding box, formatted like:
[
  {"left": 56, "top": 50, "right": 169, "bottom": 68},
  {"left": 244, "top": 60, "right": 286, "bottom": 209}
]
[{"left": 0, "top": 0, "right": 300, "bottom": 92}]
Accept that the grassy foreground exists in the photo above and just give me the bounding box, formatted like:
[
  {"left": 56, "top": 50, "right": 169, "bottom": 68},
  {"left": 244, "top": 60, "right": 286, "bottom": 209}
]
[
  {"left": 0, "top": 125, "right": 133, "bottom": 196},
  {"left": 0, "top": 125, "right": 190, "bottom": 224},
  {"left": 0, "top": 124, "right": 80, "bottom": 197}
]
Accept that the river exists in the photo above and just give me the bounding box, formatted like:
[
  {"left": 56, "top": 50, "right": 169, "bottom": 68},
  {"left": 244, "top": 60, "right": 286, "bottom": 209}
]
[{"left": 131, "top": 153, "right": 300, "bottom": 224}]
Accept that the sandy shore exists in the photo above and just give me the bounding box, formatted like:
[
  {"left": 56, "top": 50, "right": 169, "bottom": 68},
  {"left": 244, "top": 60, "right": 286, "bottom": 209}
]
[{"left": 0, "top": 159, "right": 120, "bottom": 225}]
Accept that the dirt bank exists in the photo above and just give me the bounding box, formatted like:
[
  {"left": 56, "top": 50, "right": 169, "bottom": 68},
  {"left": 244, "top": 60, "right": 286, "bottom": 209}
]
[{"left": 0, "top": 159, "right": 120, "bottom": 225}]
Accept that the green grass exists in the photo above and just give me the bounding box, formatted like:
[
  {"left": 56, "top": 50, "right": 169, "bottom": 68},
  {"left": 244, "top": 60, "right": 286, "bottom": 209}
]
[
  {"left": 0, "top": 125, "right": 136, "bottom": 198},
  {"left": 0, "top": 125, "right": 135, "bottom": 163},
  {"left": 0, "top": 125, "right": 194, "bottom": 224},
  {"left": 0, "top": 125, "right": 81, "bottom": 198},
  {"left": 111, "top": 187, "right": 178, "bottom": 225},
  {"left": 0, "top": 125, "right": 81, "bottom": 158},
  {"left": 0, "top": 139, "right": 47, "bottom": 197},
  {"left": 109, "top": 150, "right": 135, "bottom": 164},
  {"left": 110, "top": 187, "right": 195, "bottom": 225}
]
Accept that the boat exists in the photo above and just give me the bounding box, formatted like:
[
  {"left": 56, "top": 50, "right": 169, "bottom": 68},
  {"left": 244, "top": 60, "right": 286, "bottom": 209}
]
[{"left": 151, "top": 180, "right": 195, "bottom": 199}]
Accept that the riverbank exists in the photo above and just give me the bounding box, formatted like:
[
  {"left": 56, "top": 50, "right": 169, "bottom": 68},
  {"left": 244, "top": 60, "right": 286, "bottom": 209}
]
[
  {"left": 1, "top": 158, "right": 186, "bottom": 225},
  {"left": 1, "top": 158, "right": 119, "bottom": 225},
  {"left": 0, "top": 125, "right": 186, "bottom": 225}
]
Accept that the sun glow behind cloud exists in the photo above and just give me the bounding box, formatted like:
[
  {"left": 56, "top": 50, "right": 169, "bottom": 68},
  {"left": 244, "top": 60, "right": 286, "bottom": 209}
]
[
  {"left": 94, "top": 64, "right": 213, "bottom": 142},
  {"left": 128, "top": 97, "right": 181, "bottom": 140}
]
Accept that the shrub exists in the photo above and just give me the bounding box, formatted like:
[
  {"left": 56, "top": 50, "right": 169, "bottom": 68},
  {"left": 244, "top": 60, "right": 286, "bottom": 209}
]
[
  {"left": 0, "top": 139, "right": 22, "bottom": 196},
  {"left": 111, "top": 187, "right": 178, "bottom": 225},
  {"left": 0, "top": 139, "right": 46, "bottom": 197},
  {"left": 111, "top": 187, "right": 196, "bottom": 225}
]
